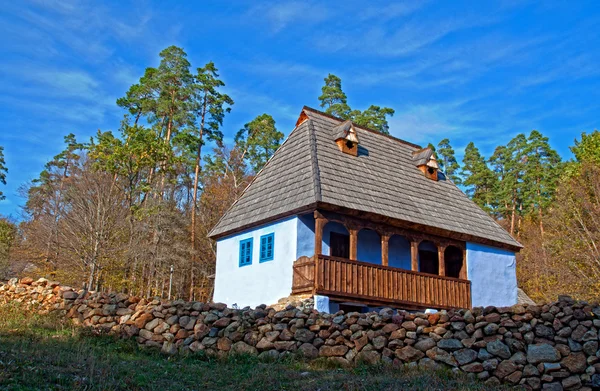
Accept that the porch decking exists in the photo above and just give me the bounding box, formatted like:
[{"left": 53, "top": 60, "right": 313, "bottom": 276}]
[{"left": 292, "top": 255, "right": 472, "bottom": 310}]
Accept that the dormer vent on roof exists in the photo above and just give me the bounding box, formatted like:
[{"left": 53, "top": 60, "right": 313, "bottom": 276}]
[
  {"left": 332, "top": 120, "right": 359, "bottom": 156},
  {"left": 412, "top": 148, "right": 439, "bottom": 181}
]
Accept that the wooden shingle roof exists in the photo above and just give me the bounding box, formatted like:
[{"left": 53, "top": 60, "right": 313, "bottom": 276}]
[{"left": 209, "top": 107, "right": 522, "bottom": 250}]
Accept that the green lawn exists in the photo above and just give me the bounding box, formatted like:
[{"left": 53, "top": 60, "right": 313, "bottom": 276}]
[{"left": 0, "top": 304, "right": 505, "bottom": 391}]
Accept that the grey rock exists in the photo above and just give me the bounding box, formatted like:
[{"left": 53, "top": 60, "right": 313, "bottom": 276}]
[
  {"left": 535, "top": 324, "right": 555, "bottom": 339},
  {"left": 372, "top": 336, "right": 387, "bottom": 350},
  {"left": 414, "top": 338, "right": 436, "bottom": 352},
  {"left": 161, "top": 341, "right": 178, "bottom": 356},
  {"left": 542, "top": 382, "right": 563, "bottom": 391},
  {"left": 477, "top": 349, "right": 493, "bottom": 360},
  {"left": 561, "top": 375, "right": 581, "bottom": 390},
  {"left": 583, "top": 340, "right": 598, "bottom": 356},
  {"left": 437, "top": 338, "right": 463, "bottom": 351},
  {"left": 145, "top": 318, "right": 160, "bottom": 331},
  {"left": 453, "top": 348, "right": 477, "bottom": 365},
  {"left": 487, "top": 340, "right": 511, "bottom": 359},
  {"left": 356, "top": 350, "right": 381, "bottom": 365},
  {"left": 509, "top": 351, "right": 527, "bottom": 365},
  {"left": 527, "top": 344, "right": 561, "bottom": 364},
  {"left": 494, "top": 360, "right": 518, "bottom": 378},
  {"left": 298, "top": 343, "right": 318, "bottom": 359},
  {"left": 543, "top": 363, "right": 562, "bottom": 372},
  {"left": 484, "top": 323, "right": 499, "bottom": 335},
  {"left": 568, "top": 338, "right": 583, "bottom": 352},
  {"left": 426, "top": 347, "right": 458, "bottom": 366},
  {"left": 63, "top": 291, "right": 78, "bottom": 300},
  {"left": 482, "top": 359, "right": 499, "bottom": 371},
  {"left": 395, "top": 346, "right": 424, "bottom": 362},
  {"left": 231, "top": 341, "right": 258, "bottom": 356},
  {"left": 294, "top": 329, "right": 315, "bottom": 343}
]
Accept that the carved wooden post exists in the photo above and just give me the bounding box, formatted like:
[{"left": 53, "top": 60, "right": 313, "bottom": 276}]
[
  {"left": 410, "top": 239, "right": 419, "bottom": 272},
  {"left": 381, "top": 233, "right": 390, "bottom": 266},
  {"left": 349, "top": 228, "right": 359, "bottom": 260},
  {"left": 460, "top": 248, "right": 467, "bottom": 279},
  {"left": 438, "top": 244, "right": 446, "bottom": 277},
  {"left": 314, "top": 211, "right": 327, "bottom": 256}
]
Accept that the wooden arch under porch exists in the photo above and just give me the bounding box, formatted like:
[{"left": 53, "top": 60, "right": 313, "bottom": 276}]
[{"left": 293, "top": 210, "right": 472, "bottom": 310}]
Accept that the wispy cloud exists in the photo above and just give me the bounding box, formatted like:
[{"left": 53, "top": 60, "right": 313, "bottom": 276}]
[
  {"left": 247, "top": 1, "right": 329, "bottom": 33},
  {"left": 357, "top": 2, "right": 429, "bottom": 22},
  {"left": 316, "top": 14, "right": 497, "bottom": 57},
  {"left": 0, "top": 94, "right": 110, "bottom": 125}
]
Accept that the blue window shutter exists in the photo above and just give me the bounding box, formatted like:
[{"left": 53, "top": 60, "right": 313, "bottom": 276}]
[
  {"left": 239, "top": 238, "right": 253, "bottom": 266},
  {"left": 259, "top": 233, "right": 274, "bottom": 262},
  {"left": 260, "top": 236, "right": 266, "bottom": 260},
  {"left": 267, "top": 235, "right": 273, "bottom": 258},
  {"left": 239, "top": 241, "right": 245, "bottom": 266},
  {"left": 247, "top": 240, "right": 252, "bottom": 263}
]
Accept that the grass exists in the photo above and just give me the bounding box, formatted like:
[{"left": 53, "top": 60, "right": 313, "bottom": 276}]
[{"left": 0, "top": 303, "right": 506, "bottom": 391}]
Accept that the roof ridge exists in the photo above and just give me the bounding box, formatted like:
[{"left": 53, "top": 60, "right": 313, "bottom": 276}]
[
  {"left": 307, "top": 119, "right": 322, "bottom": 202},
  {"left": 302, "top": 106, "right": 422, "bottom": 150}
]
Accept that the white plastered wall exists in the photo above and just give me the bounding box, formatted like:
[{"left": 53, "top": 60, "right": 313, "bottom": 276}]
[
  {"left": 213, "top": 217, "right": 298, "bottom": 308},
  {"left": 466, "top": 242, "right": 518, "bottom": 307}
]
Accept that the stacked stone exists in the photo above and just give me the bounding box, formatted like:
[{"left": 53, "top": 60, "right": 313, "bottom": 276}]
[{"left": 1, "top": 278, "right": 600, "bottom": 391}]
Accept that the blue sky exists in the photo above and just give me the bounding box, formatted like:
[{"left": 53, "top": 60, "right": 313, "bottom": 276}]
[{"left": 1, "top": 0, "right": 599, "bottom": 217}]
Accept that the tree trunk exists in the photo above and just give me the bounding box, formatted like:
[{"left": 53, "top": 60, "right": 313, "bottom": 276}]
[
  {"left": 510, "top": 200, "right": 516, "bottom": 235},
  {"left": 190, "top": 96, "right": 207, "bottom": 299},
  {"left": 537, "top": 177, "right": 545, "bottom": 236}
]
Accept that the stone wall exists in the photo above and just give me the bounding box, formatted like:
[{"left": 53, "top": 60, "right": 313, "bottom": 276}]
[{"left": 1, "top": 277, "right": 600, "bottom": 391}]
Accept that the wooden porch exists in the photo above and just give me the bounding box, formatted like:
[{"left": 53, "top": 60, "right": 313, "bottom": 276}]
[{"left": 292, "top": 255, "right": 472, "bottom": 310}]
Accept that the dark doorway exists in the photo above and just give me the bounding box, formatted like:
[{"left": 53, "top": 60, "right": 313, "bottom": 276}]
[
  {"left": 419, "top": 250, "right": 439, "bottom": 275},
  {"left": 330, "top": 232, "right": 350, "bottom": 258},
  {"left": 445, "top": 246, "right": 464, "bottom": 278}
]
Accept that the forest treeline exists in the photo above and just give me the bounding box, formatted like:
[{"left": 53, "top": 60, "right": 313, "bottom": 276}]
[{"left": 0, "top": 45, "right": 599, "bottom": 303}]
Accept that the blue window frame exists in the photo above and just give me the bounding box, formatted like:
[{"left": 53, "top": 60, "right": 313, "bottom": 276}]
[
  {"left": 239, "top": 238, "right": 253, "bottom": 267},
  {"left": 259, "top": 233, "right": 275, "bottom": 263}
]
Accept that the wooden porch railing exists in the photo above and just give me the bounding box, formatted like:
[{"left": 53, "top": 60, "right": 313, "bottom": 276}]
[{"left": 292, "top": 255, "right": 471, "bottom": 310}]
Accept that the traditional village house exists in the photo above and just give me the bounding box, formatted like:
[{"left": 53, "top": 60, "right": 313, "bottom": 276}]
[{"left": 208, "top": 107, "right": 522, "bottom": 313}]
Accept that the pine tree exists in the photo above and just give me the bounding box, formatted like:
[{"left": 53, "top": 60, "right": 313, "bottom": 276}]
[
  {"left": 116, "top": 67, "right": 159, "bottom": 125},
  {"left": 352, "top": 105, "right": 395, "bottom": 135},
  {"left": 489, "top": 145, "right": 512, "bottom": 221},
  {"left": 523, "top": 130, "right": 561, "bottom": 235},
  {"left": 235, "top": 114, "right": 284, "bottom": 174},
  {"left": 0, "top": 146, "right": 7, "bottom": 201},
  {"left": 504, "top": 134, "right": 528, "bottom": 235},
  {"left": 318, "top": 74, "right": 351, "bottom": 119},
  {"left": 318, "top": 74, "right": 395, "bottom": 134},
  {"left": 570, "top": 130, "right": 600, "bottom": 165},
  {"left": 461, "top": 142, "right": 497, "bottom": 213},
  {"left": 437, "top": 139, "right": 461, "bottom": 184}
]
